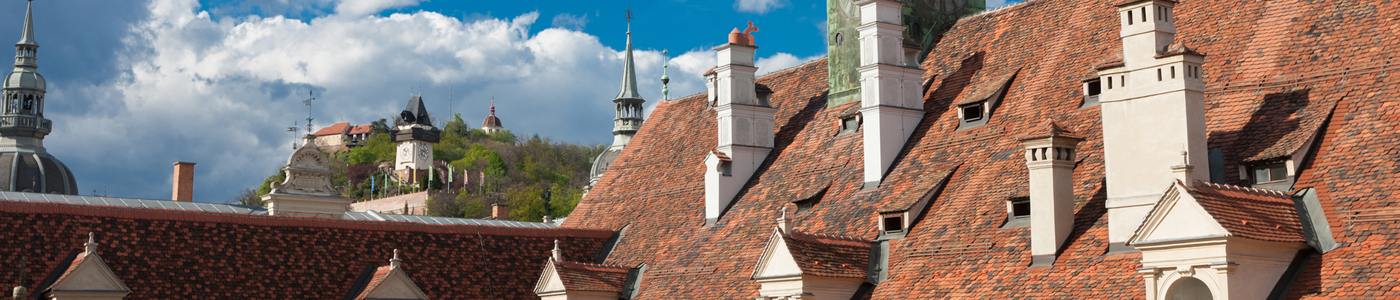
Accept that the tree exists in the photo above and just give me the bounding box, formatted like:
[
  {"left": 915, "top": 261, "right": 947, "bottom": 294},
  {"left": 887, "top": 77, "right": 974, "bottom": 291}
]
[
  {"left": 369, "top": 118, "right": 390, "bottom": 134},
  {"left": 225, "top": 188, "right": 264, "bottom": 207}
]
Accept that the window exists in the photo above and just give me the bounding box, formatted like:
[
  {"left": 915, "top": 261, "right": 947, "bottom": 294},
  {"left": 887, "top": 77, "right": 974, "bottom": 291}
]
[
  {"left": 960, "top": 102, "right": 984, "bottom": 122},
  {"left": 1000, "top": 197, "right": 1031, "bottom": 229},
  {"left": 1128, "top": 11, "right": 1134, "bottom": 25},
  {"left": 837, "top": 115, "right": 862, "bottom": 136},
  {"left": 1107, "top": 76, "right": 1113, "bottom": 89},
  {"left": 718, "top": 161, "right": 733, "bottom": 176},
  {"left": 1251, "top": 162, "right": 1288, "bottom": 184},
  {"left": 1141, "top": 7, "right": 1147, "bottom": 22},
  {"left": 834, "top": 33, "right": 844, "bottom": 46},
  {"left": 1158, "top": 68, "right": 1163, "bottom": 81},
  {"left": 882, "top": 215, "right": 904, "bottom": 234},
  {"left": 1171, "top": 66, "right": 1176, "bottom": 79},
  {"left": 1120, "top": 75, "right": 1125, "bottom": 87},
  {"left": 1083, "top": 79, "right": 1102, "bottom": 108}
]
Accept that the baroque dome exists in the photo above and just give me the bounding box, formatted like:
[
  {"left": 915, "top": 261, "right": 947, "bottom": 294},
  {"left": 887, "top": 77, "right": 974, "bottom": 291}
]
[{"left": 0, "top": 151, "right": 77, "bottom": 194}]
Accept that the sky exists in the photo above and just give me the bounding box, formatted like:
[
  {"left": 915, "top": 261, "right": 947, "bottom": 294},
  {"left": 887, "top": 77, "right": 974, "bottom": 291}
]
[{"left": 0, "top": 0, "right": 1021, "bottom": 202}]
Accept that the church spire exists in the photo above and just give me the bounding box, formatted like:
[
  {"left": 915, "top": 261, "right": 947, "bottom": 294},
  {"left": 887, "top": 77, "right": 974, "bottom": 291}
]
[
  {"left": 608, "top": 9, "right": 645, "bottom": 149},
  {"left": 614, "top": 25, "right": 642, "bottom": 101},
  {"left": 17, "top": 0, "right": 36, "bottom": 47}
]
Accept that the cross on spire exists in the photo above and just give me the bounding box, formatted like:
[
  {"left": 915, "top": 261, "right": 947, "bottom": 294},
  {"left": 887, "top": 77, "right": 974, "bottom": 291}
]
[{"left": 303, "top": 91, "right": 315, "bottom": 134}]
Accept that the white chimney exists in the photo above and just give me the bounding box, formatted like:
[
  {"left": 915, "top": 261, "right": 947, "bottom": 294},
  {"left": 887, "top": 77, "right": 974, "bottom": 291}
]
[
  {"left": 1099, "top": 0, "right": 1209, "bottom": 251},
  {"left": 705, "top": 25, "right": 776, "bottom": 225},
  {"left": 857, "top": 0, "right": 926, "bottom": 188},
  {"left": 1019, "top": 120, "right": 1082, "bottom": 267}
]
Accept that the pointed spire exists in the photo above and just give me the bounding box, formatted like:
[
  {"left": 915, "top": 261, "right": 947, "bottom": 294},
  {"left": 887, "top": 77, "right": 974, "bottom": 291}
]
[
  {"left": 83, "top": 232, "right": 98, "bottom": 255},
  {"left": 615, "top": 24, "right": 642, "bottom": 100},
  {"left": 17, "top": 0, "right": 37, "bottom": 46}
]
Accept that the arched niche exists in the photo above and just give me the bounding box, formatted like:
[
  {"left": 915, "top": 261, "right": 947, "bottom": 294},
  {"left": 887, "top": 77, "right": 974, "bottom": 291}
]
[{"left": 1165, "top": 277, "right": 1213, "bottom": 300}]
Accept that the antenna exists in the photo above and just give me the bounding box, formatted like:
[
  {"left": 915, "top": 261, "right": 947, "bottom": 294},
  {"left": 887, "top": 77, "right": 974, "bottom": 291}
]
[
  {"left": 449, "top": 87, "right": 454, "bottom": 121},
  {"left": 303, "top": 91, "right": 316, "bottom": 134},
  {"left": 625, "top": 0, "right": 633, "bottom": 33}
]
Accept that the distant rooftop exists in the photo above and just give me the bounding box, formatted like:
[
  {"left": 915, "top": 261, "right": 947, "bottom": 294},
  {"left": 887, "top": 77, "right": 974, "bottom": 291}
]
[{"left": 0, "top": 191, "right": 554, "bottom": 228}]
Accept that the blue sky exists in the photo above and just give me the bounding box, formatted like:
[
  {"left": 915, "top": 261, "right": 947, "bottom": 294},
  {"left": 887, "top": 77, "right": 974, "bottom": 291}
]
[{"left": 0, "top": 0, "right": 1020, "bottom": 202}]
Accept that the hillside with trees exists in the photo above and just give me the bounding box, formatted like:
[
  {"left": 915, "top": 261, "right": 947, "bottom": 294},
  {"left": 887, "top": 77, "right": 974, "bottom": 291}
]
[{"left": 231, "top": 114, "right": 604, "bottom": 222}]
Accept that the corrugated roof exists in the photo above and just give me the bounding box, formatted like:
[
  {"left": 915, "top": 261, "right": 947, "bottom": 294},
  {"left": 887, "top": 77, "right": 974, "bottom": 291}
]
[{"left": 0, "top": 191, "right": 553, "bottom": 228}]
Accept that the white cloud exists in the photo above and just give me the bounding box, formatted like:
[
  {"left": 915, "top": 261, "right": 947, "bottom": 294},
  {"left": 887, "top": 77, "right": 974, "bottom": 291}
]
[
  {"left": 734, "top": 0, "right": 789, "bottom": 14},
  {"left": 756, "top": 53, "right": 822, "bottom": 76},
  {"left": 334, "top": 0, "right": 420, "bottom": 17},
  {"left": 41, "top": 0, "right": 818, "bottom": 202},
  {"left": 551, "top": 13, "right": 589, "bottom": 31}
]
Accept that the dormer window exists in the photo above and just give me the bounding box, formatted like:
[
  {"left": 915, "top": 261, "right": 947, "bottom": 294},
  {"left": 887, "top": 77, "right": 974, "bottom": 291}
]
[
  {"left": 960, "top": 102, "right": 985, "bottom": 122},
  {"left": 755, "top": 84, "right": 774, "bottom": 107},
  {"left": 1001, "top": 197, "right": 1030, "bottom": 229},
  {"left": 837, "top": 114, "right": 862, "bottom": 136},
  {"left": 881, "top": 213, "right": 905, "bottom": 235},
  {"left": 718, "top": 160, "right": 733, "bottom": 176},
  {"left": 1251, "top": 162, "right": 1287, "bottom": 185},
  {"left": 1082, "top": 78, "right": 1102, "bottom": 107}
]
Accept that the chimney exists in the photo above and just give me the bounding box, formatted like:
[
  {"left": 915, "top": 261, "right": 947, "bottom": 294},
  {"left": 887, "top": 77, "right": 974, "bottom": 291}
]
[
  {"left": 1099, "top": 0, "right": 1209, "bottom": 250},
  {"left": 492, "top": 204, "right": 509, "bottom": 219},
  {"left": 172, "top": 162, "right": 195, "bottom": 202},
  {"left": 705, "top": 23, "right": 777, "bottom": 225},
  {"left": 1018, "top": 120, "right": 1082, "bottom": 267},
  {"left": 857, "top": 0, "right": 926, "bottom": 188}
]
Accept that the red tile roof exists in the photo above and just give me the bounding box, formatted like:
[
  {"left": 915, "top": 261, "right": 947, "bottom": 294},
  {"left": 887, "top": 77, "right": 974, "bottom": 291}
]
[
  {"left": 352, "top": 266, "right": 394, "bottom": 300},
  {"left": 1187, "top": 182, "right": 1304, "bottom": 242},
  {"left": 568, "top": 0, "right": 1400, "bottom": 298},
  {"left": 314, "top": 122, "right": 351, "bottom": 136},
  {"left": 347, "top": 124, "right": 374, "bottom": 135},
  {"left": 1016, "top": 118, "right": 1084, "bottom": 141},
  {"left": 553, "top": 260, "right": 631, "bottom": 293},
  {"left": 0, "top": 199, "right": 612, "bottom": 299},
  {"left": 781, "top": 231, "right": 870, "bottom": 279}
]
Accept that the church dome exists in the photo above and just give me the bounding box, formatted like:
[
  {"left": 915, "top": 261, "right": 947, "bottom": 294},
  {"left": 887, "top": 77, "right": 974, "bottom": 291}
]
[
  {"left": 3, "top": 69, "right": 44, "bottom": 91},
  {"left": 0, "top": 151, "right": 77, "bottom": 194},
  {"left": 482, "top": 104, "right": 503, "bottom": 128}
]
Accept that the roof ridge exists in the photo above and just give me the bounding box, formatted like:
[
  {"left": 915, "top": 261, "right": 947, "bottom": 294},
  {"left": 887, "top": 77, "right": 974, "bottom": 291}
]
[
  {"left": 1196, "top": 182, "right": 1290, "bottom": 198},
  {"left": 556, "top": 260, "right": 631, "bottom": 272},
  {"left": 788, "top": 230, "right": 869, "bottom": 244}
]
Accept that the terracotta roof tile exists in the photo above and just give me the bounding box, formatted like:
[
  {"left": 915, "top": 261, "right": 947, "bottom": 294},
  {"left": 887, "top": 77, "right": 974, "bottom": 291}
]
[
  {"left": 1189, "top": 182, "right": 1305, "bottom": 242},
  {"left": 553, "top": 261, "right": 630, "bottom": 293},
  {"left": 347, "top": 125, "right": 373, "bottom": 135},
  {"left": 352, "top": 267, "right": 393, "bottom": 300},
  {"left": 1016, "top": 118, "right": 1084, "bottom": 141},
  {"left": 782, "top": 231, "right": 870, "bottom": 278},
  {"left": 314, "top": 122, "right": 351, "bottom": 136}
]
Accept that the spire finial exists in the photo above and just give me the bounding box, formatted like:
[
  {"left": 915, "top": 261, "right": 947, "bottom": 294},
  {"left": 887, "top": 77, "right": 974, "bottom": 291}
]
[
  {"left": 662, "top": 49, "right": 670, "bottom": 101},
  {"left": 389, "top": 249, "right": 402, "bottom": 269},
  {"left": 1181, "top": 150, "right": 1189, "bottom": 165},
  {"left": 83, "top": 232, "right": 98, "bottom": 255},
  {"left": 777, "top": 207, "right": 792, "bottom": 234},
  {"left": 551, "top": 239, "right": 562, "bottom": 262}
]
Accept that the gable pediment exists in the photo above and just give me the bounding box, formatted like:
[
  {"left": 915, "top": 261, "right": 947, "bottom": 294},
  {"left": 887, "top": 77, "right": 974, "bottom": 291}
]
[
  {"left": 1131, "top": 183, "right": 1230, "bottom": 245},
  {"left": 48, "top": 253, "right": 130, "bottom": 294},
  {"left": 535, "top": 260, "right": 566, "bottom": 293},
  {"left": 752, "top": 229, "right": 802, "bottom": 279},
  {"left": 363, "top": 268, "right": 429, "bottom": 300}
]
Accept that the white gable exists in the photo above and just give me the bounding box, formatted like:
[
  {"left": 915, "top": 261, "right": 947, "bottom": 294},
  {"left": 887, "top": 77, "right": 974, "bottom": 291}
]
[
  {"left": 1132, "top": 184, "right": 1230, "bottom": 244},
  {"left": 752, "top": 230, "right": 802, "bottom": 278},
  {"left": 48, "top": 253, "right": 130, "bottom": 294},
  {"left": 364, "top": 269, "right": 429, "bottom": 300},
  {"left": 535, "top": 260, "right": 565, "bottom": 293}
]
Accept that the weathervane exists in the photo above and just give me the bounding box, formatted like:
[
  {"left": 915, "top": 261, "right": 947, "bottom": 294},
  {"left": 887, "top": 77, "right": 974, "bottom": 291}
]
[
  {"left": 288, "top": 121, "right": 299, "bottom": 149},
  {"left": 626, "top": 0, "right": 633, "bottom": 33}
]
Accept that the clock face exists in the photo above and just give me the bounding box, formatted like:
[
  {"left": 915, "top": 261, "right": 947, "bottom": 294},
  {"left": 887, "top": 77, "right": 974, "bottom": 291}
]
[
  {"left": 418, "top": 146, "right": 430, "bottom": 160},
  {"left": 835, "top": 0, "right": 860, "bottom": 22},
  {"left": 398, "top": 145, "right": 411, "bottom": 160}
]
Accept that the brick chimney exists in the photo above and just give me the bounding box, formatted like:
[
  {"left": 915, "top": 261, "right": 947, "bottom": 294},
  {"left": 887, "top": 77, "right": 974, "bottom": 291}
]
[
  {"left": 857, "top": 0, "right": 926, "bottom": 188},
  {"left": 492, "top": 204, "right": 509, "bottom": 219},
  {"left": 172, "top": 162, "right": 195, "bottom": 202},
  {"left": 1018, "top": 120, "right": 1082, "bottom": 267},
  {"left": 704, "top": 22, "right": 776, "bottom": 225}
]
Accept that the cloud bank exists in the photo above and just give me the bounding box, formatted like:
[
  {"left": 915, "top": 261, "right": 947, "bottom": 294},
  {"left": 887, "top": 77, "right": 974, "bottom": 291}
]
[{"left": 35, "top": 0, "right": 818, "bottom": 202}]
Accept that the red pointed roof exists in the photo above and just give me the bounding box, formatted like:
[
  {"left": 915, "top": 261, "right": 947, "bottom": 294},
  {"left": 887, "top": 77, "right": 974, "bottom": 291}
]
[
  {"left": 347, "top": 125, "right": 373, "bottom": 135},
  {"left": 313, "top": 122, "right": 351, "bottom": 136}
]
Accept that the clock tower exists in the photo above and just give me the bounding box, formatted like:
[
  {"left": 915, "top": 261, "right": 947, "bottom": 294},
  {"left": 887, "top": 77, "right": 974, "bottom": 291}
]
[
  {"left": 827, "top": 0, "right": 986, "bottom": 107},
  {"left": 392, "top": 95, "right": 440, "bottom": 184}
]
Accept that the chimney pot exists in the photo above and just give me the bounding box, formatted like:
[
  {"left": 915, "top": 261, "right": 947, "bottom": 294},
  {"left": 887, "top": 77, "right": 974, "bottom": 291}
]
[
  {"left": 172, "top": 162, "right": 196, "bottom": 202},
  {"left": 492, "top": 204, "right": 509, "bottom": 220}
]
